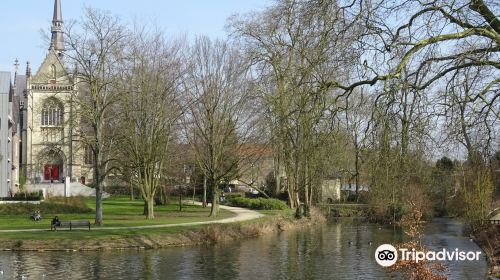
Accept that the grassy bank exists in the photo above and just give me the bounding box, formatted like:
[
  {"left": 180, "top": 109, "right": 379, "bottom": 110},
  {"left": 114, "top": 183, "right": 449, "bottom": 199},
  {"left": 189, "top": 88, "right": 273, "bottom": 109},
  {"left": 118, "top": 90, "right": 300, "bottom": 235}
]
[
  {"left": 0, "top": 196, "right": 326, "bottom": 251},
  {"left": 0, "top": 196, "right": 234, "bottom": 230},
  {"left": 0, "top": 206, "right": 322, "bottom": 251}
]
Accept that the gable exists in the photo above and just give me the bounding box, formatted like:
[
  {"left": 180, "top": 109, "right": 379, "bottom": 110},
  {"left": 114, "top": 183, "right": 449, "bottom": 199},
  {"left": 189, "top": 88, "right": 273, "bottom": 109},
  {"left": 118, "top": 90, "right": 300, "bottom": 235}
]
[{"left": 32, "top": 50, "right": 71, "bottom": 84}]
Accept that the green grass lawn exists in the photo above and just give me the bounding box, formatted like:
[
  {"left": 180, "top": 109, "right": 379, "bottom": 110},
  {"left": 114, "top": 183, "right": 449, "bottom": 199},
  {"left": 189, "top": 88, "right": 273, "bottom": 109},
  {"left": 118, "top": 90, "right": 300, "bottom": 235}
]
[
  {"left": 0, "top": 196, "right": 235, "bottom": 230},
  {"left": 0, "top": 223, "right": 205, "bottom": 240},
  {"left": 0, "top": 196, "right": 294, "bottom": 246}
]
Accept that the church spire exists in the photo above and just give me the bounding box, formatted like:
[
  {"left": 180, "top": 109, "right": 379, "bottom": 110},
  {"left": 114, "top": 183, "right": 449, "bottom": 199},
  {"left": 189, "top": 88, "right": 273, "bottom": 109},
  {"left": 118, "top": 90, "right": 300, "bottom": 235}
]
[{"left": 50, "top": 0, "right": 65, "bottom": 55}]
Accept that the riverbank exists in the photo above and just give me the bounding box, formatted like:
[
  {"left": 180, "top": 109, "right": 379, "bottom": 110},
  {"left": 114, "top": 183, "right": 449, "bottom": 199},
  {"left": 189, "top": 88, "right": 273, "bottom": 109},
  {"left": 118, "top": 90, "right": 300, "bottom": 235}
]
[
  {"left": 471, "top": 224, "right": 500, "bottom": 278},
  {"left": 0, "top": 207, "right": 326, "bottom": 251}
]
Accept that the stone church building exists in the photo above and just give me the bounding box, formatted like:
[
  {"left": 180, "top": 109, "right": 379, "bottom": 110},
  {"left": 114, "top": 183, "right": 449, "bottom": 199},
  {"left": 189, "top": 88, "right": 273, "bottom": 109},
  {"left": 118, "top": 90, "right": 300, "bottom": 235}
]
[{"left": 18, "top": 0, "right": 92, "bottom": 185}]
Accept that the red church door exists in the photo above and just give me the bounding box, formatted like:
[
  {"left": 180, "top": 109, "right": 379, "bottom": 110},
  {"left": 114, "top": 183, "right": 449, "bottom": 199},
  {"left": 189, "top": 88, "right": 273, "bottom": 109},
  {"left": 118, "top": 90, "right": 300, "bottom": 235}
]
[{"left": 44, "top": 165, "right": 60, "bottom": 181}]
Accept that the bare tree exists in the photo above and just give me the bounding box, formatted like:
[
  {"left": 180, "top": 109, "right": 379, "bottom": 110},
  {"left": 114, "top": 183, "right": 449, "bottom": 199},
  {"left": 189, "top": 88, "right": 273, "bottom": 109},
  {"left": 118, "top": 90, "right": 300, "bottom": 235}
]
[
  {"left": 182, "top": 36, "right": 257, "bottom": 217},
  {"left": 115, "top": 28, "right": 185, "bottom": 219},
  {"left": 442, "top": 67, "right": 495, "bottom": 225},
  {"left": 341, "top": 91, "right": 371, "bottom": 197},
  {"left": 314, "top": 0, "right": 499, "bottom": 130},
  {"left": 229, "top": 0, "right": 360, "bottom": 215},
  {"left": 64, "top": 8, "right": 128, "bottom": 225}
]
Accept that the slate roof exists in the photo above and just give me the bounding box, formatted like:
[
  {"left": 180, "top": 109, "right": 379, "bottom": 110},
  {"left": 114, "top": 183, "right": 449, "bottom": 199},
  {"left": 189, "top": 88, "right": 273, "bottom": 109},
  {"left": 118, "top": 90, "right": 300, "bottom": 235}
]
[{"left": 14, "top": 75, "right": 26, "bottom": 97}]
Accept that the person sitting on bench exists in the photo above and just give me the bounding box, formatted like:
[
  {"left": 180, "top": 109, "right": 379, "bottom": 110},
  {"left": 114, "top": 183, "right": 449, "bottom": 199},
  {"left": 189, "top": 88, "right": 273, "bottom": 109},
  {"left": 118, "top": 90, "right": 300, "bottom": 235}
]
[
  {"left": 30, "top": 210, "right": 41, "bottom": 222},
  {"left": 220, "top": 192, "right": 226, "bottom": 204},
  {"left": 51, "top": 216, "right": 61, "bottom": 230}
]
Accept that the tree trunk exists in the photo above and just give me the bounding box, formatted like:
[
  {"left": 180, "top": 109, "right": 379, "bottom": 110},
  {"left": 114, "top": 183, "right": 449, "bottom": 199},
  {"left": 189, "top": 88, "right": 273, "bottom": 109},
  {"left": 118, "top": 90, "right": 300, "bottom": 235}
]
[
  {"left": 95, "top": 187, "right": 103, "bottom": 225},
  {"left": 202, "top": 174, "right": 207, "bottom": 208},
  {"left": 94, "top": 162, "right": 103, "bottom": 226},
  {"left": 192, "top": 184, "right": 196, "bottom": 204},
  {"left": 304, "top": 182, "right": 310, "bottom": 217},
  {"left": 146, "top": 196, "right": 154, "bottom": 219},
  {"left": 274, "top": 153, "right": 281, "bottom": 196},
  {"left": 354, "top": 135, "right": 360, "bottom": 197},
  {"left": 287, "top": 178, "right": 295, "bottom": 208},
  {"left": 209, "top": 187, "right": 219, "bottom": 217},
  {"left": 161, "top": 187, "right": 167, "bottom": 205},
  {"left": 179, "top": 193, "right": 183, "bottom": 212},
  {"left": 275, "top": 175, "right": 281, "bottom": 197},
  {"left": 130, "top": 181, "right": 134, "bottom": 201}
]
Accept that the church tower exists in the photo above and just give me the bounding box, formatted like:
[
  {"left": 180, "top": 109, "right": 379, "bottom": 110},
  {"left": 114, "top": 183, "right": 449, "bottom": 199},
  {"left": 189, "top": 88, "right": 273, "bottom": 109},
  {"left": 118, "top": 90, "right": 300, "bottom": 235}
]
[
  {"left": 21, "top": 0, "right": 89, "bottom": 185},
  {"left": 50, "top": 0, "right": 65, "bottom": 56}
]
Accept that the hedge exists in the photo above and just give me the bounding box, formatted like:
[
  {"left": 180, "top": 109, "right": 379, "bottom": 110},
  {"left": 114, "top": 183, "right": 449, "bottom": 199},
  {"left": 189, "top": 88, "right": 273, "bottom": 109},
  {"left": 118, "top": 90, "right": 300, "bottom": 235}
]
[
  {"left": 0, "top": 196, "right": 92, "bottom": 215},
  {"left": 0, "top": 191, "right": 43, "bottom": 201},
  {"left": 226, "top": 196, "right": 287, "bottom": 210}
]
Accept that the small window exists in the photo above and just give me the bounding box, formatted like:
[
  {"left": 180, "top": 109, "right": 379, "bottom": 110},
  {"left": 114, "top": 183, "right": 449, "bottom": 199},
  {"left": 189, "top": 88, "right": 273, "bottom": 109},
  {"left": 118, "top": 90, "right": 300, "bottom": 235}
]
[{"left": 51, "top": 64, "right": 57, "bottom": 80}]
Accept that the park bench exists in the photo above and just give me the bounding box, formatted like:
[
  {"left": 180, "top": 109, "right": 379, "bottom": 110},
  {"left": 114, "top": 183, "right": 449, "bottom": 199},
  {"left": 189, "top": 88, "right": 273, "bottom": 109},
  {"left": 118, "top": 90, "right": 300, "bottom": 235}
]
[{"left": 51, "top": 220, "right": 91, "bottom": 231}]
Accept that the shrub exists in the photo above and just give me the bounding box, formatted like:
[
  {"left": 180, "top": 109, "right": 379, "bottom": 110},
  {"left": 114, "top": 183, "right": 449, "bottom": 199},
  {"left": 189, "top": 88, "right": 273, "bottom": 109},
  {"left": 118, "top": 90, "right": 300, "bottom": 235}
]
[
  {"left": 105, "top": 185, "right": 136, "bottom": 195},
  {"left": 0, "top": 191, "right": 43, "bottom": 201},
  {"left": 226, "top": 196, "right": 287, "bottom": 210},
  {"left": 0, "top": 196, "right": 92, "bottom": 215},
  {"left": 295, "top": 206, "right": 303, "bottom": 219},
  {"left": 329, "top": 206, "right": 368, "bottom": 217},
  {"left": 225, "top": 193, "right": 243, "bottom": 199},
  {"left": 388, "top": 202, "right": 406, "bottom": 221}
]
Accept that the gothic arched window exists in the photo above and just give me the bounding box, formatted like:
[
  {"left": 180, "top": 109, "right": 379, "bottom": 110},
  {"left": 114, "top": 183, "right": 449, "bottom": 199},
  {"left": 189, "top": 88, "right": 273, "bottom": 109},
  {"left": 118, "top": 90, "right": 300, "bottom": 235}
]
[{"left": 41, "top": 99, "right": 63, "bottom": 126}]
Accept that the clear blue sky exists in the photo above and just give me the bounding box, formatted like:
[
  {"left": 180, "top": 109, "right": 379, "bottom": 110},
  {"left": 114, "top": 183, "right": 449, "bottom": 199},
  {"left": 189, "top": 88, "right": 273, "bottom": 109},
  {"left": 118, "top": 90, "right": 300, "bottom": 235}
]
[{"left": 0, "top": 0, "right": 271, "bottom": 73}]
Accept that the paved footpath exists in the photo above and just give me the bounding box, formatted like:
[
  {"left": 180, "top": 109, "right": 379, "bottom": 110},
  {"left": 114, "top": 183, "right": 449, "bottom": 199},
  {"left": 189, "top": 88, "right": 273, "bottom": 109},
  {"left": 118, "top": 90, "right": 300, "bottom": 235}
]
[
  {"left": 492, "top": 212, "right": 500, "bottom": 221},
  {"left": 0, "top": 203, "right": 264, "bottom": 233}
]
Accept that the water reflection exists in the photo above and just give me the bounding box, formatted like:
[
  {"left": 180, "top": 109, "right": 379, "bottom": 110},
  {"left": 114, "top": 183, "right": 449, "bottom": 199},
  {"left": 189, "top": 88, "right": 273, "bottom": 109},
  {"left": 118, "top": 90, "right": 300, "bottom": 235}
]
[
  {"left": 422, "top": 218, "right": 488, "bottom": 280},
  {"left": 0, "top": 219, "right": 487, "bottom": 279}
]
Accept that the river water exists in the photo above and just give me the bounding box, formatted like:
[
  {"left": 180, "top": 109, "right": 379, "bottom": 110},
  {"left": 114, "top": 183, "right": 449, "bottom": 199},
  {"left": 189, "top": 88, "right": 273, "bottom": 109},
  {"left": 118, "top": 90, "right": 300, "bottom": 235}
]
[{"left": 0, "top": 218, "right": 488, "bottom": 279}]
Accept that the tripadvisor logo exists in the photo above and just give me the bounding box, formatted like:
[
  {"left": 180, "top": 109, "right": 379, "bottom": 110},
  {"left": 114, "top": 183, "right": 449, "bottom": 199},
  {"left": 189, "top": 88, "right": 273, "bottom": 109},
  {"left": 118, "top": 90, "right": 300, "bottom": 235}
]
[
  {"left": 375, "top": 244, "right": 398, "bottom": 267},
  {"left": 375, "top": 244, "right": 483, "bottom": 267}
]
